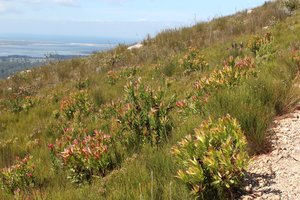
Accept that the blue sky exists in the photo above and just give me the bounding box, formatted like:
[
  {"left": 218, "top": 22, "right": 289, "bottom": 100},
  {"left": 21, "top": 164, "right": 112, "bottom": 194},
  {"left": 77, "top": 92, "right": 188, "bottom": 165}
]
[{"left": 0, "top": 0, "right": 268, "bottom": 39}]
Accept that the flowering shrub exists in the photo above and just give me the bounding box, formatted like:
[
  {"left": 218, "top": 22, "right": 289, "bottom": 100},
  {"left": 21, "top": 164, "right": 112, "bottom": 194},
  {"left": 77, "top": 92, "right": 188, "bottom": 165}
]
[
  {"left": 187, "top": 57, "right": 255, "bottom": 111},
  {"left": 194, "top": 56, "right": 255, "bottom": 95},
  {"left": 247, "top": 33, "right": 273, "bottom": 55},
  {"left": 178, "top": 56, "right": 256, "bottom": 115},
  {"left": 49, "top": 130, "right": 113, "bottom": 184},
  {"left": 179, "top": 48, "right": 209, "bottom": 73},
  {"left": 172, "top": 115, "right": 249, "bottom": 199},
  {"left": 60, "top": 90, "right": 94, "bottom": 120},
  {"left": 108, "top": 78, "right": 176, "bottom": 146},
  {"left": 0, "top": 156, "right": 37, "bottom": 195}
]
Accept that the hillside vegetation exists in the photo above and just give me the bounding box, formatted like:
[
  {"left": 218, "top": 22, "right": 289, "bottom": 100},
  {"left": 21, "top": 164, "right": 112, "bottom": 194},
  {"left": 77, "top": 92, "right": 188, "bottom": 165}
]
[{"left": 0, "top": 1, "right": 300, "bottom": 199}]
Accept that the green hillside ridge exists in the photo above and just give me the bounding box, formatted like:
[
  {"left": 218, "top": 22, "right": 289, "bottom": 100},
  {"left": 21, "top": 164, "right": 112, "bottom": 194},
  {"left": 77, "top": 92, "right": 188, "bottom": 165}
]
[{"left": 0, "top": 1, "right": 300, "bottom": 199}]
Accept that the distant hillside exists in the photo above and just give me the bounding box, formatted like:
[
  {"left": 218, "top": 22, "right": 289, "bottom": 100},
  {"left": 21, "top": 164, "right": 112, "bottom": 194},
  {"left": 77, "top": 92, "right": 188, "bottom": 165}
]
[
  {"left": 0, "top": 55, "right": 83, "bottom": 79},
  {"left": 0, "top": 1, "right": 299, "bottom": 199}
]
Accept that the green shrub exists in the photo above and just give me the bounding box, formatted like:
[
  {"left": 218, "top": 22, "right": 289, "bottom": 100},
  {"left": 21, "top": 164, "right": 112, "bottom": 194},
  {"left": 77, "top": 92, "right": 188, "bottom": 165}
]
[
  {"left": 75, "top": 78, "right": 90, "bottom": 90},
  {"left": 110, "top": 78, "right": 176, "bottom": 147},
  {"left": 7, "top": 97, "right": 35, "bottom": 113},
  {"left": 179, "top": 48, "right": 209, "bottom": 74},
  {"left": 227, "top": 42, "right": 245, "bottom": 58},
  {"left": 247, "top": 33, "right": 273, "bottom": 55},
  {"left": 181, "top": 56, "right": 256, "bottom": 116},
  {"left": 194, "top": 56, "right": 256, "bottom": 94},
  {"left": 120, "top": 66, "right": 138, "bottom": 78},
  {"left": 6, "top": 86, "right": 36, "bottom": 113},
  {"left": 0, "top": 156, "right": 37, "bottom": 195},
  {"left": 172, "top": 115, "right": 249, "bottom": 199},
  {"left": 60, "top": 90, "right": 94, "bottom": 120}
]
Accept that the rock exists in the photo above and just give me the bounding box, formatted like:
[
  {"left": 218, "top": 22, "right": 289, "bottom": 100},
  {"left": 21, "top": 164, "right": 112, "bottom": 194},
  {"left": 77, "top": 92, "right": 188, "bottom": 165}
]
[
  {"left": 263, "top": 26, "right": 269, "bottom": 30},
  {"left": 247, "top": 9, "right": 253, "bottom": 14},
  {"left": 127, "top": 43, "right": 143, "bottom": 50}
]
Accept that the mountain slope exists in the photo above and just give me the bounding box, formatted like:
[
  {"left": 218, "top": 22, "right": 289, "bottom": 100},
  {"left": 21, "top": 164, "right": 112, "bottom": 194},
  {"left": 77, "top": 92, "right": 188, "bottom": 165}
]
[{"left": 0, "top": 1, "right": 300, "bottom": 199}]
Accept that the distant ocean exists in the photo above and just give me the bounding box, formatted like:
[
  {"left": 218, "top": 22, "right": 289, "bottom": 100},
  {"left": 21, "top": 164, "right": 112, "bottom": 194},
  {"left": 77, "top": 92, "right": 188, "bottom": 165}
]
[{"left": 0, "top": 34, "right": 136, "bottom": 57}]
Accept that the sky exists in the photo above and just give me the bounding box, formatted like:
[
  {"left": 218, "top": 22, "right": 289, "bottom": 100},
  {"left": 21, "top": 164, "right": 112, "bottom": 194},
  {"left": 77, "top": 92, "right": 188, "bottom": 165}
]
[{"left": 0, "top": 0, "right": 268, "bottom": 40}]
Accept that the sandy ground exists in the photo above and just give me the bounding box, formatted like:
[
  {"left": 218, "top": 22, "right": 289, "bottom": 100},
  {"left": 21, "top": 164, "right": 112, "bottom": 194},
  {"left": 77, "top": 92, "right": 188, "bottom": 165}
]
[{"left": 240, "top": 107, "right": 300, "bottom": 200}]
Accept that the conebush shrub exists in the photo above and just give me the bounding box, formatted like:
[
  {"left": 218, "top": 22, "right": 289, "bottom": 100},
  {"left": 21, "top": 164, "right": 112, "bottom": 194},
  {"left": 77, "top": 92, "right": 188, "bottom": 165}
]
[
  {"left": 179, "top": 48, "right": 209, "bottom": 74},
  {"left": 180, "top": 56, "right": 256, "bottom": 116},
  {"left": 60, "top": 90, "right": 94, "bottom": 120},
  {"left": 49, "top": 130, "right": 114, "bottom": 184},
  {"left": 247, "top": 33, "right": 273, "bottom": 56},
  {"left": 0, "top": 156, "right": 37, "bottom": 195},
  {"left": 109, "top": 78, "right": 176, "bottom": 147},
  {"left": 172, "top": 115, "right": 249, "bottom": 199}
]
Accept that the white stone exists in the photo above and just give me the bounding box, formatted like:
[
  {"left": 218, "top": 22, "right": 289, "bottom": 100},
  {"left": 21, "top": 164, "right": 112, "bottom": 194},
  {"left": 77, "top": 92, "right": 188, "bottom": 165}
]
[
  {"left": 247, "top": 9, "right": 253, "bottom": 14},
  {"left": 263, "top": 26, "right": 269, "bottom": 30},
  {"left": 127, "top": 43, "right": 143, "bottom": 50}
]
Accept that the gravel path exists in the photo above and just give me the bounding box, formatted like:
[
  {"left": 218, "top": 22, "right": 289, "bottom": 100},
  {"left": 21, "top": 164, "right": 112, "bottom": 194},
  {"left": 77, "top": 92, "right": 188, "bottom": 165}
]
[{"left": 241, "top": 108, "right": 300, "bottom": 200}]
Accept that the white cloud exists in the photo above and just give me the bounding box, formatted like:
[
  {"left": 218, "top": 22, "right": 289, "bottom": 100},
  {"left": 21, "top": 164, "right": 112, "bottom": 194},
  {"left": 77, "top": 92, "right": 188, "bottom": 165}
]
[
  {"left": 22, "top": 0, "right": 79, "bottom": 6},
  {"left": 98, "top": 0, "right": 129, "bottom": 5},
  {"left": 53, "top": 0, "right": 78, "bottom": 6}
]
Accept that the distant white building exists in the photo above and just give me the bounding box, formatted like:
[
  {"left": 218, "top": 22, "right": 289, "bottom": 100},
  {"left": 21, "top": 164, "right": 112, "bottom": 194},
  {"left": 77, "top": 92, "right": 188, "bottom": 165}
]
[{"left": 127, "top": 43, "right": 143, "bottom": 50}]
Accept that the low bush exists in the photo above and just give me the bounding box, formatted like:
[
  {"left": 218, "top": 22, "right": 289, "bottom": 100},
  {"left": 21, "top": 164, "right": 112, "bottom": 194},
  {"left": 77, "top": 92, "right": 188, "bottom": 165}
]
[
  {"left": 108, "top": 78, "right": 176, "bottom": 147},
  {"left": 180, "top": 56, "right": 256, "bottom": 115},
  {"left": 49, "top": 130, "right": 114, "bottom": 184},
  {"left": 0, "top": 156, "right": 37, "bottom": 195},
  {"left": 179, "top": 48, "right": 209, "bottom": 74},
  {"left": 8, "top": 97, "right": 35, "bottom": 113},
  {"left": 60, "top": 90, "right": 94, "bottom": 120},
  {"left": 247, "top": 33, "right": 273, "bottom": 55},
  {"left": 172, "top": 115, "right": 249, "bottom": 199}
]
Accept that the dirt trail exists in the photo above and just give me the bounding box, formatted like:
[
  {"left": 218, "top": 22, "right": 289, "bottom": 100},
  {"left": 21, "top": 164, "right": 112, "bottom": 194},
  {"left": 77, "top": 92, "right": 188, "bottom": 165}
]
[{"left": 241, "top": 107, "right": 300, "bottom": 200}]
